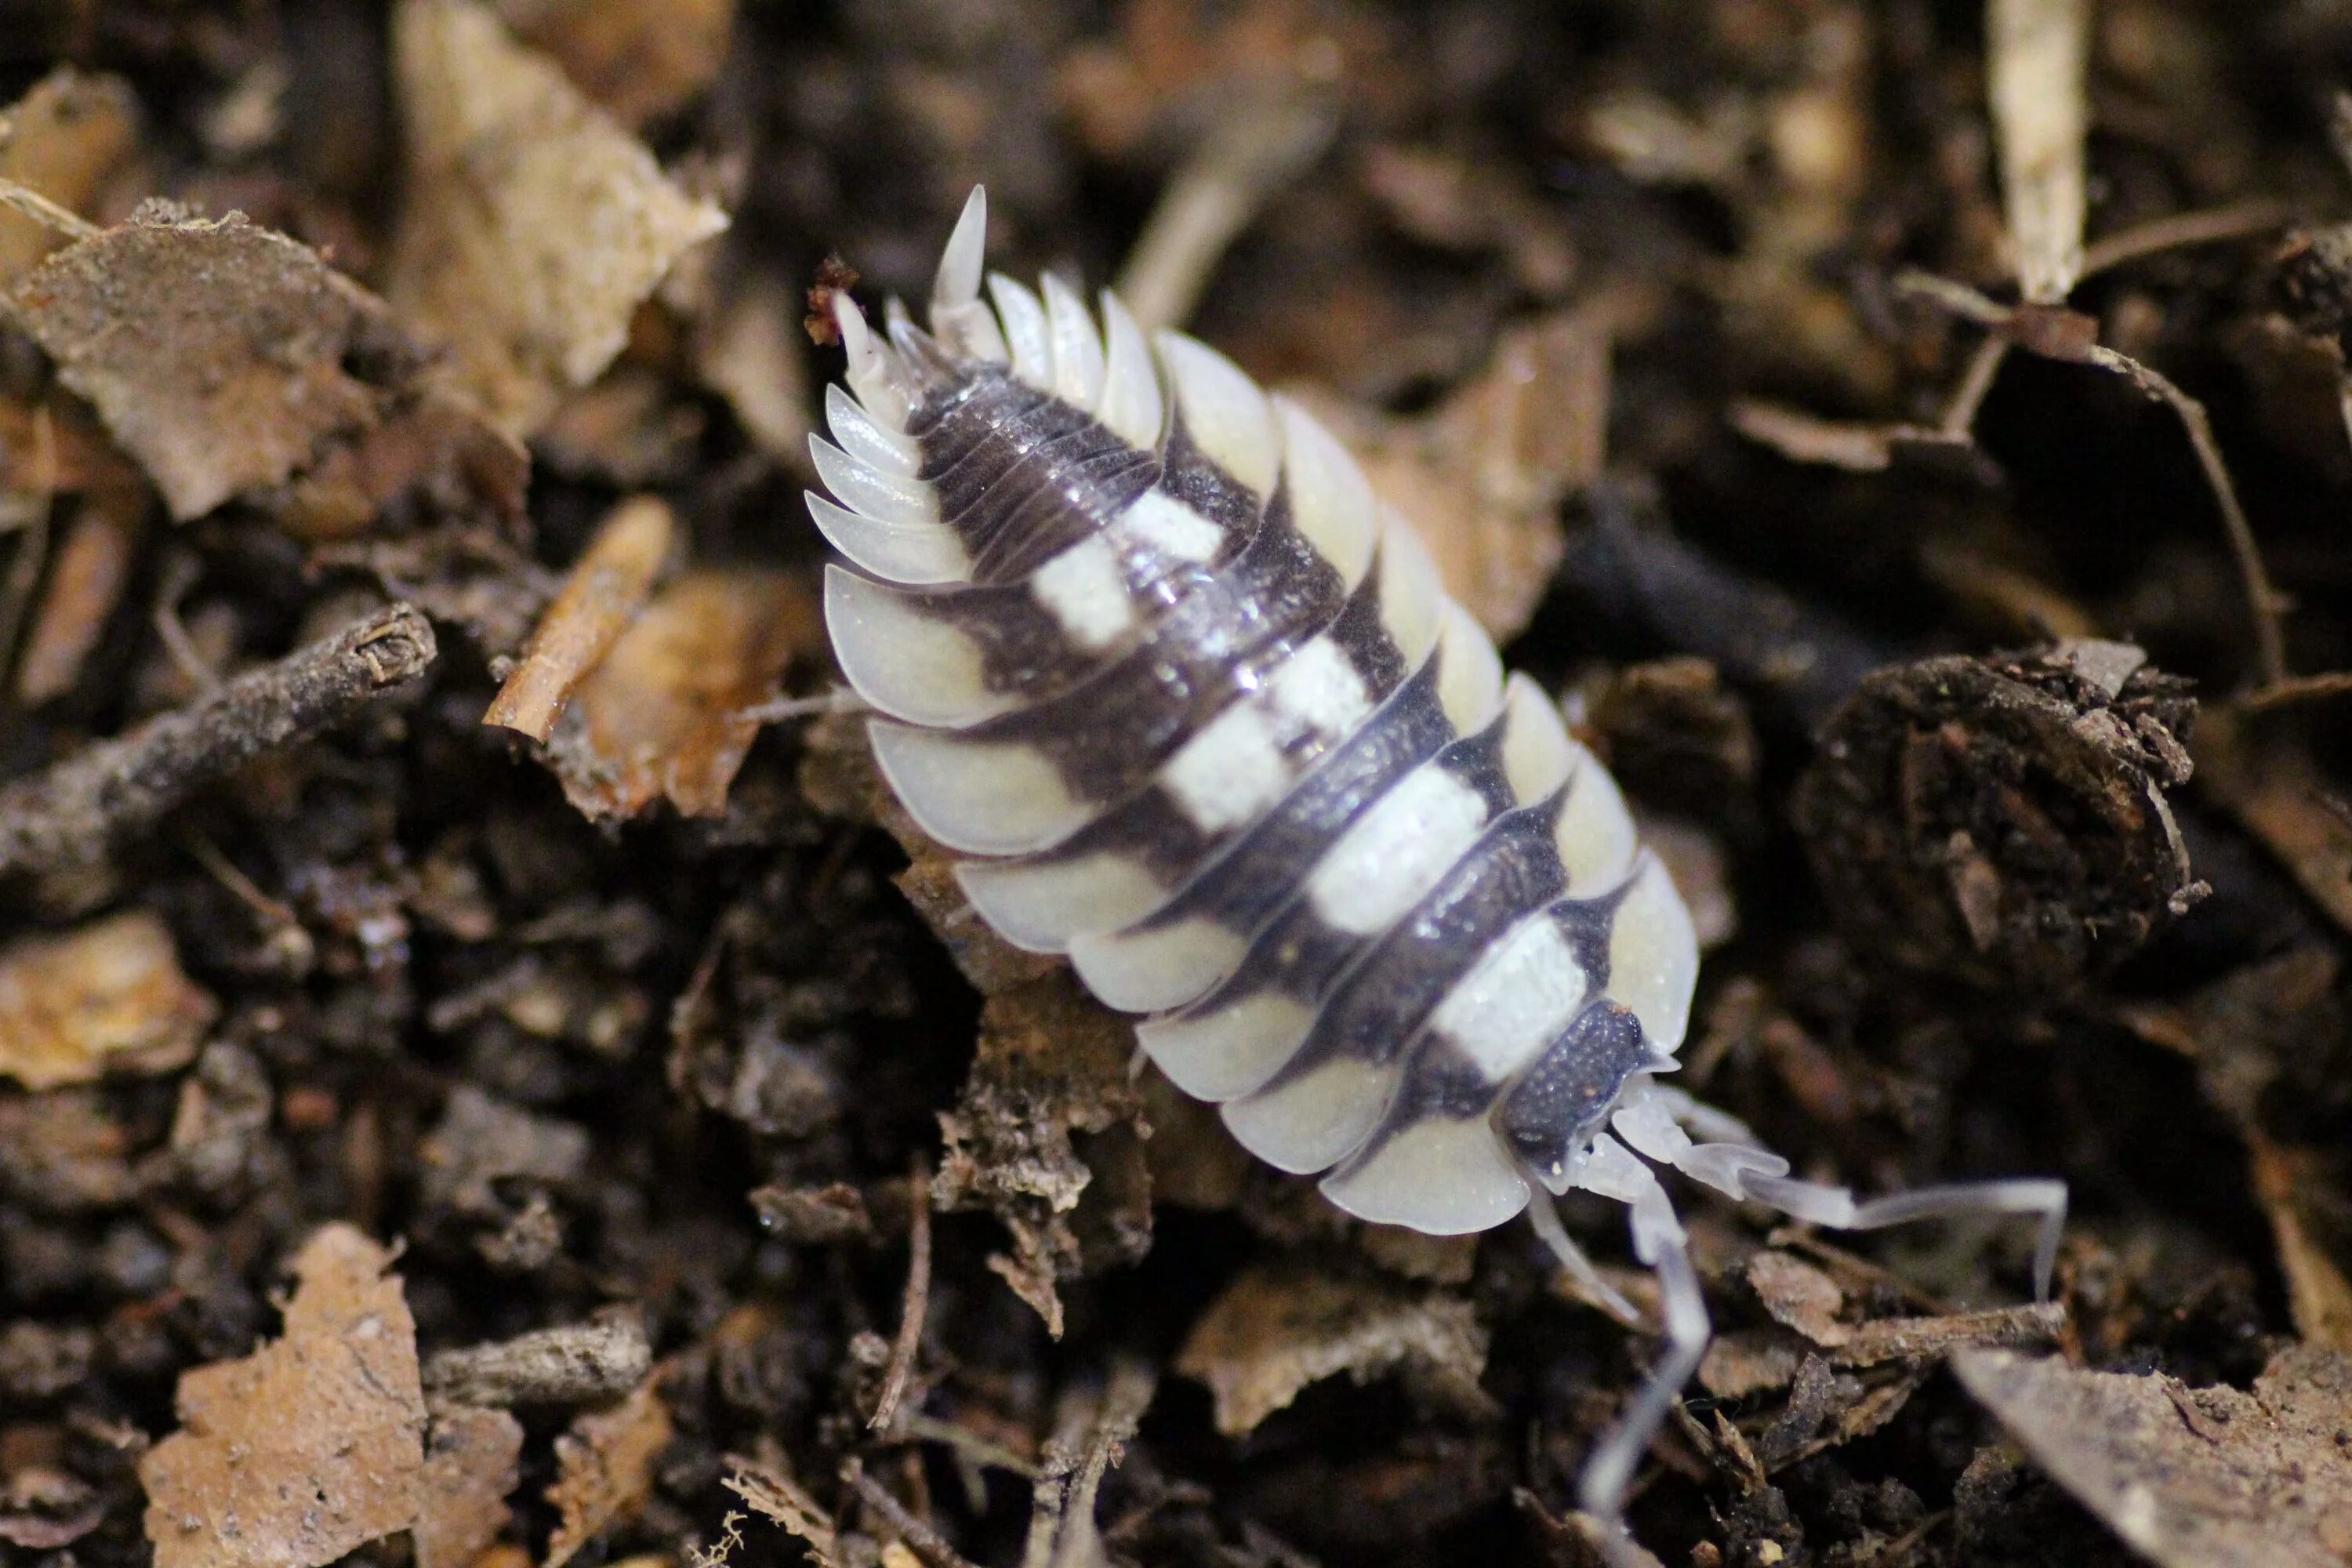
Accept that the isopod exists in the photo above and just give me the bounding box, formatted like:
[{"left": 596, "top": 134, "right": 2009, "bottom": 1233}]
[{"left": 811, "top": 188, "right": 2065, "bottom": 1564}]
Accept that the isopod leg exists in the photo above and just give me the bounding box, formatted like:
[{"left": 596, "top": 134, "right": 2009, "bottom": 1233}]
[
  {"left": 1572, "top": 1141, "right": 1710, "bottom": 1568},
  {"left": 1742, "top": 1173, "right": 2069, "bottom": 1303},
  {"left": 1525, "top": 1190, "right": 1639, "bottom": 1327}
]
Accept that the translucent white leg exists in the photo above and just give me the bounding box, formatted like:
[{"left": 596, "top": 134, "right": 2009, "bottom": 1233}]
[
  {"left": 1742, "top": 1171, "right": 2068, "bottom": 1303},
  {"left": 1570, "top": 1136, "right": 1711, "bottom": 1568},
  {"left": 1524, "top": 1190, "right": 1639, "bottom": 1327}
]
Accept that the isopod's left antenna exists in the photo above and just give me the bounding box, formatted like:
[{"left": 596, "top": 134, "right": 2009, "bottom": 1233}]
[
  {"left": 1573, "top": 1137, "right": 1711, "bottom": 1568},
  {"left": 1742, "top": 1172, "right": 2070, "bottom": 1304}
]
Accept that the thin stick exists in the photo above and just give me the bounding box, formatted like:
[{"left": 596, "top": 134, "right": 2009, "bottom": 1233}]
[
  {"left": 0, "top": 601, "right": 437, "bottom": 877},
  {"left": 869, "top": 1155, "right": 933, "bottom": 1432},
  {"left": 0, "top": 176, "right": 102, "bottom": 244},
  {"left": 2236, "top": 670, "right": 2352, "bottom": 713},
  {"left": 1895, "top": 270, "right": 2291, "bottom": 690},
  {"left": 2078, "top": 199, "right": 2292, "bottom": 281},
  {"left": 841, "top": 1457, "right": 983, "bottom": 1568},
  {"left": 1940, "top": 335, "right": 2012, "bottom": 436}
]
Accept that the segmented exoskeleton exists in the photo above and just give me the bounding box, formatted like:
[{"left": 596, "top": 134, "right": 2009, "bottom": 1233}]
[{"left": 811, "top": 189, "right": 2065, "bottom": 1565}]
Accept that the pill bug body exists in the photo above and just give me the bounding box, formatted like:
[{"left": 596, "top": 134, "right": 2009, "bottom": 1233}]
[{"left": 813, "top": 191, "right": 2065, "bottom": 1565}]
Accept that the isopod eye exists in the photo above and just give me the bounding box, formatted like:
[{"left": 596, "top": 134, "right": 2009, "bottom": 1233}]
[{"left": 1497, "top": 1002, "right": 1648, "bottom": 1192}]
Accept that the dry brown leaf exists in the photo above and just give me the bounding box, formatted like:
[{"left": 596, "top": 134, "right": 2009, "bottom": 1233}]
[
  {"left": 543, "top": 1374, "right": 673, "bottom": 1568},
  {"left": 1955, "top": 1346, "right": 2352, "bottom": 1568},
  {"left": 2251, "top": 1137, "right": 2352, "bottom": 1354},
  {"left": 415, "top": 1406, "right": 523, "bottom": 1568},
  {"left": 0, "top": 67, "right": 140, "bottom": 284},
  {"left": 484, "top": 495, "right": 673, "bottom": 741},
  {"left": 139, "top": 1225, "right": 426, "bottom": 1568},
  {"left": 6, "top": 205, "right": 430, "bottom": 521},
  {"left": 0, "top": 909, "right": 215, "bottom": 1091},
  {"left": 932, "top": 971, "right": 1149, "bottom": 1338},
  {"left": 1295, "top": 303, "right": 1612, "bottom": 641},
  {"left": 387, "top": 0, "right": 729, "bottom": 438},
  {"left": 1177, "top": 1262, "right": 1495, "bottom": 1436},
  {"left": 13, "top": 485, "right": 143, "bottom": 705},
  {"left": 543, "top": 568, "right": 815, "bottom": 820},
  {"left": 495, "top": 0, "right": 737, "bottom": 129}
]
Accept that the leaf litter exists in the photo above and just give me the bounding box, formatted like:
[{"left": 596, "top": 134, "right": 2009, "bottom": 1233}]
[{"left": 0, "top": 3, "right": 2350, "bottom": 1566}]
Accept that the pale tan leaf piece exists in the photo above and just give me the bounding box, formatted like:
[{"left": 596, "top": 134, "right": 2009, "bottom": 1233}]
[
  {"left": 543, "top": 568, "right": 816, "bottom": 820},
  {"left": 1955, "top": 1347, "right": 2352, "bottom": 1568},
  {"left": 7, "top": 206, "right": 427, "bottom": 521},
  {"left": 484, "top": 495, "right": 673, "bottom": 741},
  {"left": 0, "top": 909, "right": 216, "bottom": 1091},
  {"left": 544, "top": 1374, "right": 673, "bottom": 1568},
  {"left": 139, "top": 1225, "right": 426, "bottom": 1568},
  {"left": 0, "top": 66, "right": 140, "bottom": 284},
  {"left": 388, "top": 0, "right": 729, "bottom": 438},
  {"left": 1176, "top": 1262, "right": 1494, "bottom": 1436}
]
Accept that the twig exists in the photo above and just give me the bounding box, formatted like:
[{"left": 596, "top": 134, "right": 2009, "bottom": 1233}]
[
  {"left": 1112, "top": 87, "right": 1338, "bottom": 332},
  {"left": 2077, "top": 199, "right": 2293, "bottom": 279},
  {"left": 868, "top": 1155, "right": 933, "bottom": 1432},
  {"left": 1940, "top": 335, "right": 2012, "bottom": 436},
  {"left": 1894, "top": 270, "right": 2291, "bottom": 690},
  {"left": 0, "top": 601, "right": 437, "bottom": 877},
  {"left": 841, "top": 1456, "right": 983, "bottom": 1568},
  {"left": 0, "top": 176, "right": 102, "bottom": 244},
  {"left": 2236, "top": 670, "right": 2352, "bottom": 712}
]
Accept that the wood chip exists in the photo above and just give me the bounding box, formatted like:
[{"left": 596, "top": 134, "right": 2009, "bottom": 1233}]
[
  {"left": 0, "top": 909, "right": 215, "bottom": 1091},
  {"left": 1176, "top": 1262, "right": 1495, "bottom": 1436},
  {"left": 484, "top": 495, "right": 673, "bottom": 742},
  {"left": 1955, "top": 1346, "right": 2352, "bottom": 1568},
  {"left": 544, "top": 1373, "right": 673, "bottom": 1568},
  {"left": 387, "top": 0, "right": 728, "bottom": 438},
  {"left": 543, "top": 568, "right": 815, "bottom": 820},
  {"left": 1987, "top": 0, "right": 2089, "bottom": 303},
  {"left": 139, "top": 1225, "right": 426, "bottom": 1568},
  {"left": 722, "top": 1455, "right": 839, "bottom": 1567},
  {"left": 13, "top": 485, "right": 142, "bottom": 705}
]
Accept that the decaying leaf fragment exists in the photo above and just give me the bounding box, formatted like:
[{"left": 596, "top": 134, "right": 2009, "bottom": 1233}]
[
  {"left": 413, "top": 1406, "right": 524, "bottom": 1568},
  {"left": 388, "top": 0, "right": 729, "bottom": 438},
  {"left": 932, "top": 972, "right": 1150, "bottom": 1338},
  {"left": 1176, "top": 1261, "right": 1494, "bottom": 1436},
  {"left": 139, "top": 1225, "right": 426, "bottom": 1568},
  {"left": 0, "top": 909, "right": 215, "bottom": 1091},
  {"left": 1955, "top": 1346, "right": 2352, "bottom": 1568},
  {"left": 1295, "top": 303, "right": 1613, "bottom": 641},
  {"left": 543, "top": 1373, "right": 673, "bottom": 1568},
  {"left": 6, "top": 206, "right": 430, "bottom": 521},
  {"left": 0, "top": 66, "right": 140, "bottom": 284},
  {"left": 484, "top": 495, "right": 673, "bottom": 741},
  {"left": 542, "top": 568, "right": 815, "bottom": 820}
]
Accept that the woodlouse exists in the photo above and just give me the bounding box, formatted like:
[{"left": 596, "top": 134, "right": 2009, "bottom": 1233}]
[{"left": 811, "top": 189, "right": 2066, "bottom": 1563}]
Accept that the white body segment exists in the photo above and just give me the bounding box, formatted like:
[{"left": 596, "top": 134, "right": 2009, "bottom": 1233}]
[{"left": 806, "top": 186, "right": 2068, "bottom": 1568}]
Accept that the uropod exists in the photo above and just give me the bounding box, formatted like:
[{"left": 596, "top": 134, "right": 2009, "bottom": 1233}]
[{"left": 810, "top": 188, "right": 2066, "bottom": 1564}]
